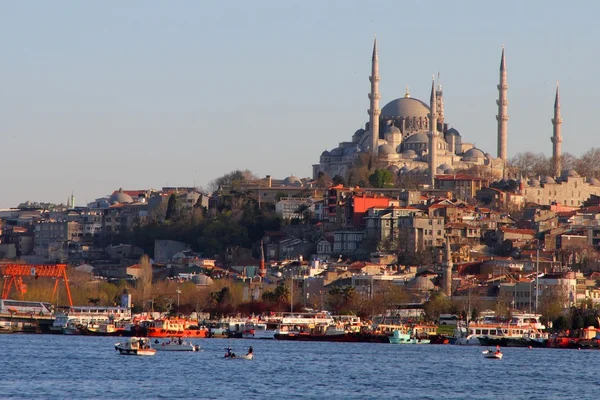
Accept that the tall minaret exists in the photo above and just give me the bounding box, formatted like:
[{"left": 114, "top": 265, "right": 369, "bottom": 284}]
[
  {"left": 428, "top": 76, "right": 438, "bottom": 186},
  {"left": 436, "top": 73, "right": 444, "bottom": 129},
  {"left": 444, "top": 237, "right": 453, "bottom": 297},
  {"left": 551, "top": 82, "right": 563, "bottom": 177},
  {"left": 496, "top": 46, "right": 509, "bottom": 162},
  {"left": 368, "top": 36, "right": 381, "bottom": 156}
]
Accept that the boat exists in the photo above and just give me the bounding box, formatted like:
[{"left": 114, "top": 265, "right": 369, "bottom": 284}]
[
  {"left": 51, "top": 305, "right": 132, "bottom": 334},
  {"left": 389, "top": 328, "right": 431, "bottom": 344},
  {"left": 0, "top": 321, "right": 13, "bottom": 334},
  {"left": 146, "top": 318, "right": 208, "bottom": 338},
  {"left": 224, "top": 347, "right": 253, "bottom": 360},
  {"left": 241, "top": 321, "right": 279, "bottom": 339},
  {"left": 115, "top": 337, "right": 156, "bottom": 356},
  {"left": 482, "top": 349, "right": 503, "bottom": 359},
  {"left": 454, "top": 313, "right": 548, "bottom": 347},
  {"left": 153, "top": 338, "right": 200, "bottom": 352}
]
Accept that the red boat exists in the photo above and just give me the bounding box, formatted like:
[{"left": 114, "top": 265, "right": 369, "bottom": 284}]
[{"left": 146, "top": 318, "right": 208, "bottom": 338}]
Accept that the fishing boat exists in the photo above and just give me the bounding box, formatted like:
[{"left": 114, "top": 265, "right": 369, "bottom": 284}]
[
  {"left": 153, "top": 338, "right": 200, "bottom": 352},
  {"left": 224, "top": 347, "right": 253, "bottom": 360},
  {"left": 389, "top": 329, "right": 431, "bottom": 344},
  {"left": 115, "top": 337, "right": 156, "bottom": 356}
]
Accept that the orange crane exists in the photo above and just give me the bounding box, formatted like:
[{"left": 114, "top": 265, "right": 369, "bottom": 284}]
[{"left": 0, "top": 264, "right": 73, "bottom": 307}]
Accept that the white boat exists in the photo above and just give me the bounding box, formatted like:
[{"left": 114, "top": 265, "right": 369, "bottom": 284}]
[
  {"left": 483, "top": 350, "right": 503, "bottom": 359},
  {"left": 153, "top": 339, "right": 200, "bottom": 352},
  {"left": 242, "top": 322, "right": 277, "bottom": 340},
  {"left": 224, "top": 347, "right": 253, "bottom": 360},
  {"left": 115, "top": 337, "right": 156, "bottom": 356}
]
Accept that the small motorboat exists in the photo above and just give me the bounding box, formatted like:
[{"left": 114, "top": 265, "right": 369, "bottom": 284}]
[
  {"left": 115, "top": 337, "right": 156, "bottom": 356},
  {"left": 224, "top": 346, "right": 253, "bottom": 360},
  {"left": 154, "top": 338, "right": 200, "bottom": 352},
  {"left": 482, "top": 350, "right": 503, "bottom": 359}
]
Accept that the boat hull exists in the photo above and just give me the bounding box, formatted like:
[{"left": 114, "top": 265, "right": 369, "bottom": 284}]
[
  {"left": 147, "top": 328, "right": 208, "bottom": 338},
  {"left": 274, "top": 332, "right": 389, "bottom": 343}
]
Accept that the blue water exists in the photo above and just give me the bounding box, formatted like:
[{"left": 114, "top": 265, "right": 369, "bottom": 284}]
[{"left": 0, "top": 334, "right": 597, "bottom": 399}]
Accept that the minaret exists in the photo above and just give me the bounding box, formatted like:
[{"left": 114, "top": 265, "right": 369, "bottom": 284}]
[
  {"left": 444, "top": 237, "right": 453, "bottom": 297},
  {"left": 258, "top": 240, "right": 266, "bottom": 279},
  {"left": 436, "top": 73, "right": 444, "bottom": 129},
  {"left": 427, "top": 76, "right": 438, "bottom": 186},
  {"left": 496, "top": 46, "right": 509, "bottom": 162},
  {"left": 551, "top": 82, "right": 563, "bottom": 177},
  {"left": 368, "top": 36, "right": 381, "bottom": 156}
]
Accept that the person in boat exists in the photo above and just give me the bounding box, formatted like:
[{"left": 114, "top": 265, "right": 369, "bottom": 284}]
[
  {"left": 246, "top": 346, "right": 253, "bottom": 356},
  {"left": 225, "top": 347, "right": 236, "bottom": 358},
  {"left": 495, "top": 345, "right": 501, "bottom": 354}
]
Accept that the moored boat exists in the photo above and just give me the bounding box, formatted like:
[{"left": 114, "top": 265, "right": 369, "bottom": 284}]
[
  {"left": 153, "top": 338, "right": 200, "bottom": 352},
  {"left": 146, "top": 318, "right": 208, "bottom": 338},
  {"left": 115, "top": 337, "right": 156, "bottom": 356}
]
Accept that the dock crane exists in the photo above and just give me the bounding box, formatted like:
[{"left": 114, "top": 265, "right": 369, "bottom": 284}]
[{"left": 0, "top": 264, "right": 73, "bottom": 307}]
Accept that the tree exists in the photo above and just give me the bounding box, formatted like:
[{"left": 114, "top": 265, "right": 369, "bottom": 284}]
[
  {"left": 575, "top": 148, "right": 600, "bottom": 178},
  {"left": 538, "top": 285, "right": 568, "bottom": 323},
  {"left": 165, "top": 193, "right": 178, "bottom": 221},
  {"left": 332, "top": 175, "right": 346, "bottom": 186},
  {"left": 138, "top": 255, "right": 153, "bottom": 308},
  {"left": 423, "top": 291, "right": 451, "bottom": 322},
  {"left": 208, "top": 169, "right": 257, "bottom": 192},
  {"left": 368, "top": 169, "right": 393, "bottom": 188}
]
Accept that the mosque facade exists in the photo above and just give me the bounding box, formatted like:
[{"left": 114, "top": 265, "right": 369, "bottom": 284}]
[{"left": 312, "top": 38, "right": 507, "bottom": 182}]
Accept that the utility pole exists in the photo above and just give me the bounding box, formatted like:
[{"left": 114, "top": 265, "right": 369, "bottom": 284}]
[{"left": 176, "top": 286, "right": 182, "bottom": 314}]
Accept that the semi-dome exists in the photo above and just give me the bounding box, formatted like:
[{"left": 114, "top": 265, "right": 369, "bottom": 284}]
[
  {"left": 343, "top": 145, "right": 360, "bottom": 156},
  {"left": 381, "top": 97, "right": 430, "bottom": 120},
  {"left": 110, "top": 188, "right": 133, "bottom": 204},
  {"left": 378, "top": 144, "right": 396, "bottom": 155},
  {"left": 401, "top": 149, "right": 418, "bottom": 159},
  {"left": 352, "top": 128, "right": 365, "bottom": 142},
  {"left": 439, "top": 163, "right": 451, "bottom": 171},
  {"left": 444, "top": 168, "right": 455, "bottom": 174},
  {"left": 444, "top": 127, "right": 461, "bottom": 137},
  {"left": 320, "top": 150, "right": 330, "bottom": 157},
  {"left": 463, "top": 148, "right": 485, "bottom": 160},
  {"left": 589, "top": 178, "right": 600, "bottom": 186},
  {"left": 330, "top": 148, "right": 343, "bottom": 156},
  {"left": 404, "top": 132, "right": 429, "bottom": 143}
]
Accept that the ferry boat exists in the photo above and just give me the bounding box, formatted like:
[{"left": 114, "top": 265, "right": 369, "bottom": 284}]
[
  {"left": 547, "top": 326, "right": 600, "bottom": 349},
  {"left": 51, "top": 305, "right": 132, "bottom": 334},
  {"left": 146, "top": 318, "right": 208, "bottom": 338},
  {"left": 115, "top": 337, "right": 156, "bottom": 356},
  {"left": 454, "top": 313, "right": 548, "bottom": 347}
]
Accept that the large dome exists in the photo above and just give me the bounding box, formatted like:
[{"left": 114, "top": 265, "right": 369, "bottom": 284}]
[
  {"left": 381, "top": 97, "right": 430, "bottom": 120},
  {"left": 110, "top": 188, "right": 133, "bottom": 204}
]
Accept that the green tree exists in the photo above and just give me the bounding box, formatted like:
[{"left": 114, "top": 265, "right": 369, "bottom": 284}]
[
  {"left": 165, "top": 193, "right": 178, "bottom": 221},
  {"left": 368, "top": 169, "right": 393, "bottom": 188},
  {"left": 332, "top": 175, "right": 345, "bottom": 186}
]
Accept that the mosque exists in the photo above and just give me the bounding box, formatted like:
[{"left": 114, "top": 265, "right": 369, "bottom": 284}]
[{"left": 312, "top": 38, "right": 508, "bottom": 183}]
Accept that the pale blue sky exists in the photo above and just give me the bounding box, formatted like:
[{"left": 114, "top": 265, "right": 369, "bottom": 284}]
[{"left": 0, "top": 1, "right": 597, "bottom": 207}]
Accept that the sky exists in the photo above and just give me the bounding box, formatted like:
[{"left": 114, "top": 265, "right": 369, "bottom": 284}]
[{"left": 0, "top": 0, "right": 598, "bottom": 208}]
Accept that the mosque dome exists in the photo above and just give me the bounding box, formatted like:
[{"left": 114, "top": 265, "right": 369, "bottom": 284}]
[
  {"left": 330, "top": 148, "right": 343, "bottom": 156},
  {"left": 407, "top": 276, "right": 436, "bottom": 291},
  {"left": 562, "top": 169, "right": 580, "bottom": 178},
  {"left": 110, "top": 188, "right": 133, "bottom": 204},
  {"left": 463, "top": 148, "right": 485, "bottom": 160},
  {"left": 378, "top": 144, "right": 396, "bottom": 155},
  {"left": 352, "top": 128, "right": 366, "bottom": 142},
  {"left": 381, "top": 97, "right": 430, "bottom": 120},
  {"left": 444, "top": 127, "right": 461, "bottom": 137},
  {"left": 320, "top": 150, "right": 330, "bottom": 157},
  {"left": 401, "top": 149, "right": 418, "bottom": 159},
  {"left": 404, "top": 132, "right": 429, "bottom": 143},
  {"left": 528, "top": 178, "right": 540, "bottom": 187},
  {"left": 343, "top": 145, "right": 360, "bottom": 156},
  {"left": 444, "top": 168, "right": 455, "bottom": 174},
  {"left": 541, "top": 176, "right": 556, "bottom": 184},
  {"left": 589, "top": 178, "right": 600, "bottom": 186},
  {"left": 284, "top": 175, "right": 303, "bottom": 186},
  {"left": 439, "top": 163, "right": 451, "bottom": 171}
]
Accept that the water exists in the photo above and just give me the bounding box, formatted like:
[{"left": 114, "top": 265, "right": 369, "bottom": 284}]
[{"left": 1, "top": 334, "right": 597, "bottom": 399}]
